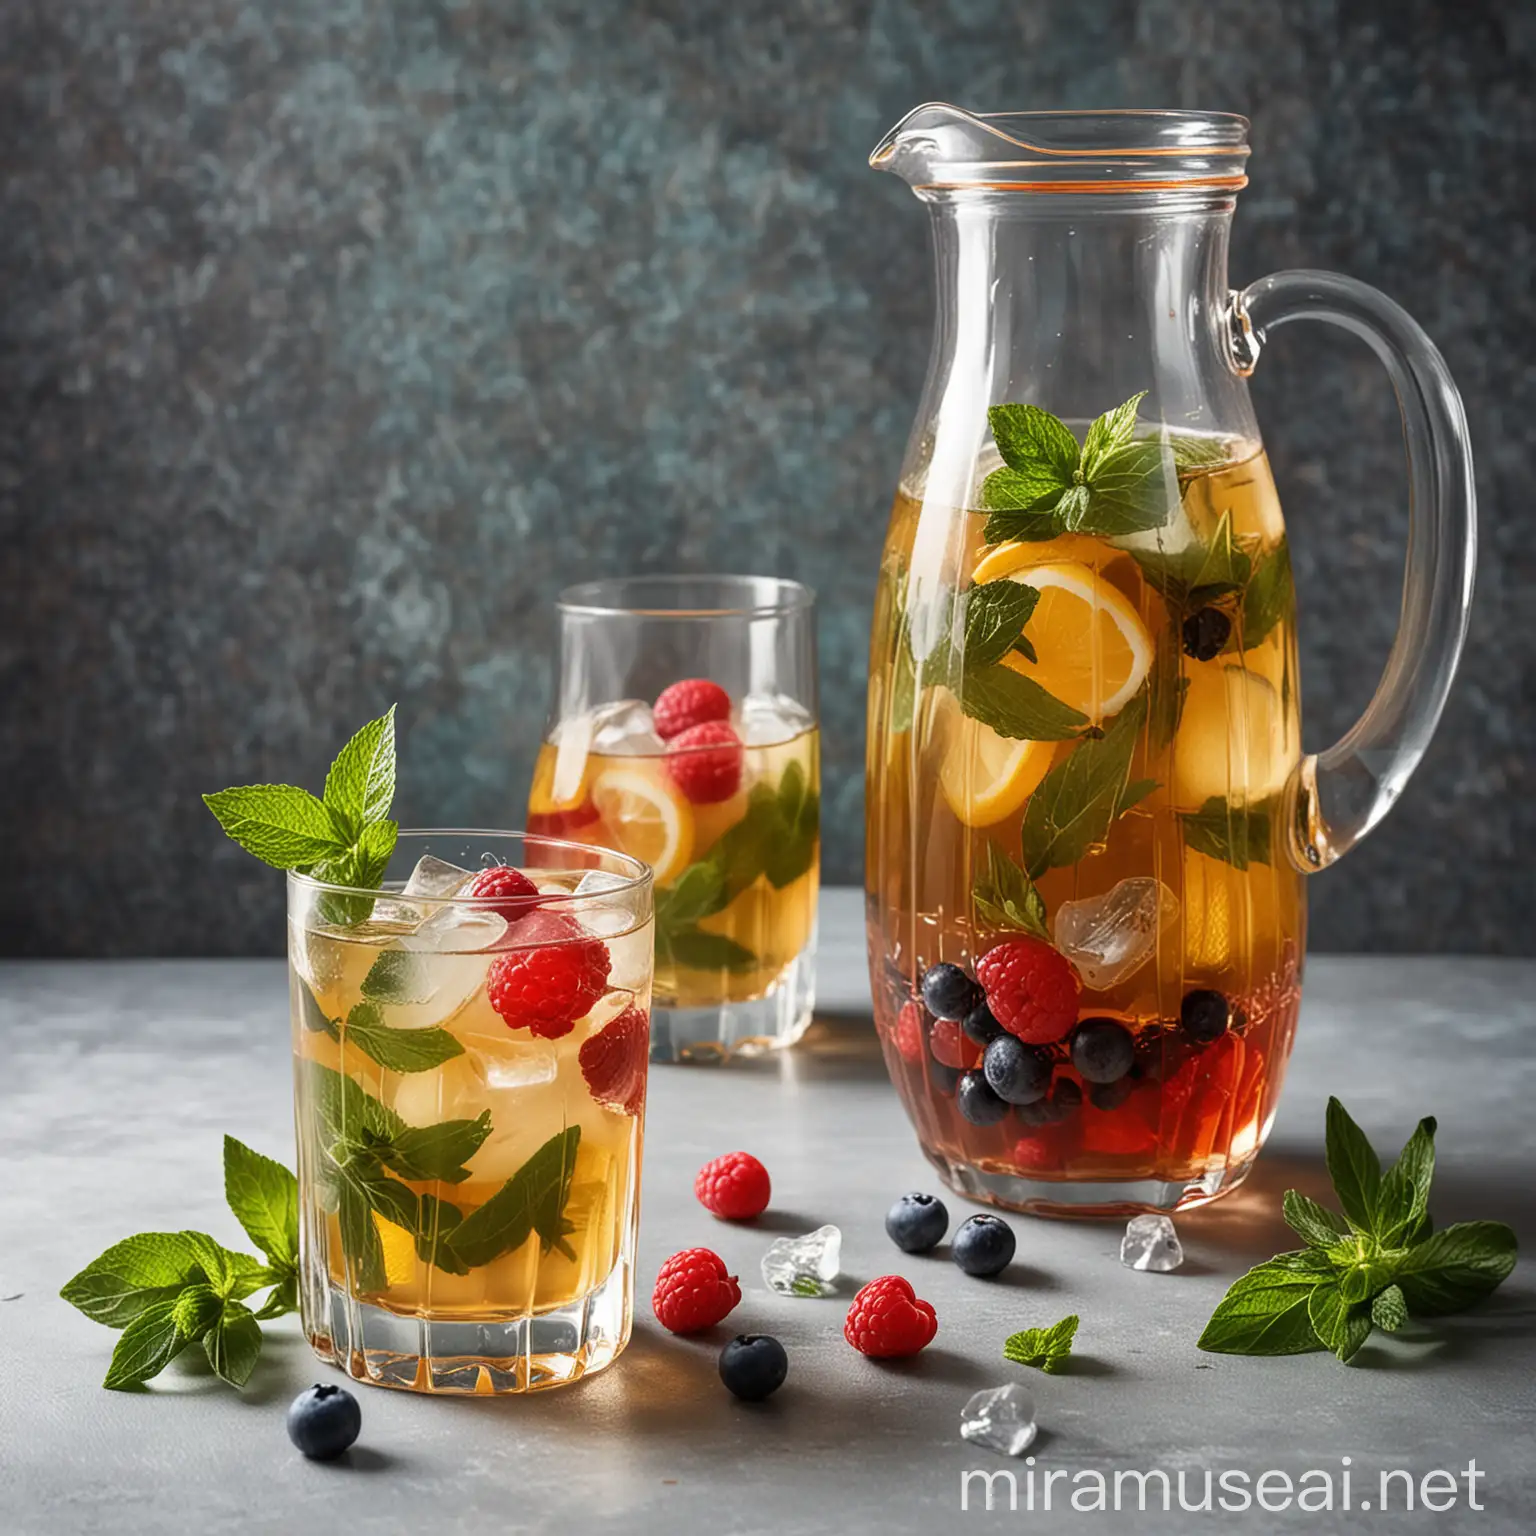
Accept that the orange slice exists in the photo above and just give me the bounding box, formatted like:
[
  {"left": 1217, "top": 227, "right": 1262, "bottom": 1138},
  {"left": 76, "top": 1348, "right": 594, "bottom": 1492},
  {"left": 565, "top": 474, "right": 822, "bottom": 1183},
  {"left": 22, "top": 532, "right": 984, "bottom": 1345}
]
[
  {"left": 972, "top": 533, "right": 1110, "bottom": 582},
  {"left": 588, "top": 765, "right": 694, "bottom": 884},
  {"left": 996, "top": 561, "right": 1153, "bottom": 722},
  {"left": 932, "top": 687, "right": 1056, "bottom": 828}
]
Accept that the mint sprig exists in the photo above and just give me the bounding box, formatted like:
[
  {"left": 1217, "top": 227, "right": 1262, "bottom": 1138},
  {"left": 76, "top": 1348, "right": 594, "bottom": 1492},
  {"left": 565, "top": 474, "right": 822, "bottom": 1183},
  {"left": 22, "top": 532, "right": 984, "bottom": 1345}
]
[
  {"left": 1198, "top": 1099, "right": 1518, "bottom": 1364},
  {"left": 61, "top": 1137, "right": 300, "bottom": 1391},
  {"left": 204, "top": 706, "right": 400, "bottom": 923},
  {"left": 1003, "top": 1313, "right": 1079, "bottom": 1373},
  {"left": 981, "top": 392, "right": 1175, "bottom": 543}
]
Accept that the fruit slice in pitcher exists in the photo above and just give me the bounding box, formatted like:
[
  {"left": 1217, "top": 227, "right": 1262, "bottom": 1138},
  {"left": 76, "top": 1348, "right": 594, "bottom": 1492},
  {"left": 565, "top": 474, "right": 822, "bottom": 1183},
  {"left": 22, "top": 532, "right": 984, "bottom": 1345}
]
[
  {"left": 994, "top": 562, "right": 1153, "bottom": 722},
  {"left": 588, "top": 764, "right": 694, "bottom": 884},
  {"left": 930, "top": 687, "right": 1055, "bottom": 828}
]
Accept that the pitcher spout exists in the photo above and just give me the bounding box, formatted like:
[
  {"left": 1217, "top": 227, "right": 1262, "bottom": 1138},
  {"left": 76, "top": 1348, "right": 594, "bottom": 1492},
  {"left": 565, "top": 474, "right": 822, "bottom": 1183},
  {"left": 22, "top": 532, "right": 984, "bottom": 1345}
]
[{"left": 870, "top": 103, "right": 1250, "bottom": 197}]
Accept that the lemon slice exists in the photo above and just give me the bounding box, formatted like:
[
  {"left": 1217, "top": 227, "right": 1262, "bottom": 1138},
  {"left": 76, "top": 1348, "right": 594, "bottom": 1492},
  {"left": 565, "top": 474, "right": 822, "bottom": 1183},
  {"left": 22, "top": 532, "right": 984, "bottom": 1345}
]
[
  {"left": 588, "top": 765, "right": 694, "bottom": 884},
  {"left": 996, "top": 561, "right": 1152, "bottom": 722},
  {"left": 932, "top": 688, "right": 1055, "bottom": 828}
]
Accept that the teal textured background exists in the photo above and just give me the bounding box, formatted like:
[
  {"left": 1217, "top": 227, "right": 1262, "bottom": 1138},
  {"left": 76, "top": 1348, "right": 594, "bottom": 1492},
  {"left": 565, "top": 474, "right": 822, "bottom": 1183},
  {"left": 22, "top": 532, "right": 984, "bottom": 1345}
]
[{"left": 2, "top": 0, "right": 1531, "bottom": 955}]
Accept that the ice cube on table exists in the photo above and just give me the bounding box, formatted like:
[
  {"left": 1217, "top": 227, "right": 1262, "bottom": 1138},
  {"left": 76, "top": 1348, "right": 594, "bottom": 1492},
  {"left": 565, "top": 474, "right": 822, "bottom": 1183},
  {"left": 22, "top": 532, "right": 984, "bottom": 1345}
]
[
  {"left": 736, "top": 691, "right": 815, "bottom": 746},
  {"left": 1052, "top": 877, "right": 1179, "bottom": 991},
  {"left": 591, "top": 699, "right": 665, "bottom": 756},
  {"left": 1120, "top": 1213, "right": 1184, "bottom": 1272},
  {"left": 960, "top": 1385, "right": 1038, "bottom": 1457},
  {"left": 761, "top": 1224, "right": 841, "bottom": 1296}
]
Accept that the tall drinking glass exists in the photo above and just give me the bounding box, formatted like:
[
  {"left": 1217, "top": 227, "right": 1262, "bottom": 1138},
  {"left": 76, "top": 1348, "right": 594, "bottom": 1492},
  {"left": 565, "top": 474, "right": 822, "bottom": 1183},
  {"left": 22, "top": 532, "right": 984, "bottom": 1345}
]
[
  {"left": 289, "top": 830, "right": 652, "bottom": 1393},
  {"left": 528, "top": 576, "right": 820, "bottom": 1063}
]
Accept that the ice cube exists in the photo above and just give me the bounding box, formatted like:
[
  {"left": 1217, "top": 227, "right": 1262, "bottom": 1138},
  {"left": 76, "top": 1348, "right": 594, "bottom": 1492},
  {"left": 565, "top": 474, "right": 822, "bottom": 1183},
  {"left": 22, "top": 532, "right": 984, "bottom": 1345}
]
[
  {"left": 472, "top": 1041, "right": 558, "bottom": 1091},
  {"left": 591, "top": 699, "right": 664, "bottom": 755},
  {"left": 960, "top": 1385, "right": 1038, "bottom": 1457},
  {"left": 1052, "top": 877, "right": 1178, "bottom": 991},
  {"left": 374, "top": 903, "right": 508, "bottom": 1030},
  {"left": 1120, "top": 1213, "right": 1183, "bottom": 1272},
  {"left": 761, "top": 1224, "right": 841, "bottom": 1296},
  {"left": 573, "top": 868, "right": 643, "bottom": 939},
  {"left": 403, "top": 855, "right": 472, "bottom": 898},
  {"left": 736, "top": 691, "right": 815, "bottom": 746}
]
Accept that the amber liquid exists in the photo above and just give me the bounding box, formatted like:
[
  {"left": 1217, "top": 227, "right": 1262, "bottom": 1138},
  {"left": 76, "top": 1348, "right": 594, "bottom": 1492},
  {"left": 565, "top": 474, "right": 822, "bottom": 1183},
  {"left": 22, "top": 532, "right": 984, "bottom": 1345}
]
[
  {"left": 866, "top": 446, "right": 1305, "bottom": 1206},
  {"left": 529, "top": 731, "right": 820, "bottom": 1009}
]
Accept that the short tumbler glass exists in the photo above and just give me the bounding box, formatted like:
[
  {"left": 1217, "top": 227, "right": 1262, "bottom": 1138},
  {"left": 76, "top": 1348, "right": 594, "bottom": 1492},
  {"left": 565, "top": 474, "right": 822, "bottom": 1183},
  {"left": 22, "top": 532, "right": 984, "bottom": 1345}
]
[
  {"left": 289, "top": 830, "right": 652, "bottom": 1394},
  {"left": 528, "top": 575, "right": 820, "bottom": 1062}
]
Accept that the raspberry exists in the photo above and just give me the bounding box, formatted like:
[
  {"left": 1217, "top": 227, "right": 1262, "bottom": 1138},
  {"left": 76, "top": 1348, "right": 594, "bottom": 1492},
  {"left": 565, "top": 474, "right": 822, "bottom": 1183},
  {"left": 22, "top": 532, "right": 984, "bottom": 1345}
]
[
  {"left": 579, "top": 1003, "right": 649, "bottom": 1115},
  {"left": 487, "top": 920, "right": 611, "bottom": 1038},
  {"left": 652, "top": 1247, "right": 741, "bottom": 1334},
  {"left": 464, "top": 864, "right": 541, "bottom": 923},
  {"left": 695, "top": 1151, "right": 771, "bottom": 1220},
  {"left": 892, "top": 999, "right": 925, "bottom": 1064},
  {"left": 976, "top": 938, "right": 1081, "bottom": 1045},
  {"left": 1011, "top": 1133, "right": 1062, "bottom": 1173},
  {"left": 665, "top": 722, "right": 743, "bottom": 804},
  {"left": 525, "top": 802, "right": 602, "bottom": 839},
  {"left": 843, "top": 1275, "right": 937, "bottom": 1358},
  {"left": 929, "top": 1017, "right": 980, "bottom": 1070},
  {"left": 653, "top": 678, "right": 732, "bottom": 741}
]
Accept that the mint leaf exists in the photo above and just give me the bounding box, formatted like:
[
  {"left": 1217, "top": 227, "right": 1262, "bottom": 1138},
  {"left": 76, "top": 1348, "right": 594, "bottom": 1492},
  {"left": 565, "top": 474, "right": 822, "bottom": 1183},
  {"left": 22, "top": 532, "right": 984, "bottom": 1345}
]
[
  {"left": 1242, "top": 542, "right": 1293, "bottom": 649},
  {"left": 204, "top": 1301, "right": 262, "bottom": 1388},
  {"left": 766, "top": 760, "right": 819, "bottom": 888},
  {"left": 988, "top": 403, "right": 1080, "bottom": 485},
  {"left": 1080, "top": 392, "right": 1145, "bottom": 477},
  {"left": 1020, "top": 692, "right": 1147, "bottom": 877},
  {"left": 888, "top": 624, "right": 917, "bottom": 731},
  {"left": 1147, "top": 646, "right": 1188, "bottom": 749},
  {"left": 1168, "top": 434, "right": 1233, "bottom": 473},
  {"left": 1186, "top": 510, "right": 1252, "bottom": 604},
  {"left": 963, "top": 580, "right": 1040, "bottom": 671},
  {"left": 982, "top": 506, "right": 1061, "bottom": 545},
  {"left": 297, "top": 978, "right": 340, "bottom": 1038},
  {"left": 306, "top": 1060, "right": 405, "bottom": 1146},
  {"left": 102, "top": 1298, "right": 189, "bottom": 1390},
  {"left": 1308, "top": 1281, "right": 1371, "bottom": 1363},
  {"left": 668, "top": 928, "right": 758, "bottom": 972},
  {"left": 180, "top": 1231, "right": 238, "bottom": 1296},
  {"left": 982, "top": 465, "right": 1069, "bottom": 519},
  {"left": 1375, "top": 1116, "right": 1437, "bottom": 1248},
  {"left": 955, "top": 668, "right": 1087, "bottom": 743},
  {"left": 1078, "top": 438, "right": 1172, "bottom": 535},
  {"left": 61, "top": 1233, "right": 203, "bottom": 1329},
  {"left": 253, "top": 1274, "right": 298, "bottom": 1321},
  {"left": 1325, "top": 1097, "right": 1382, "bottom": 1235},
  {"left": 973, "top": 842, "right": 1049, "bottom": 940},
  {"left": 1002, "top": 1313, "right": 1079, "bottom": 1373},
  {"left": 1283, "top": 1190, "right": 1352, "bottom": 1250},
  {"left": 1197, "top": 1258, "right": 1328, "bottom": 1356},
  {"left": 223, "top": 1136, "right": 298, "bottom": 1273},
  {"left": 1371, "top": 1284, "right": 1409, "bottom": 1333},
  {"left": 659, "top": 861, "right": 728, "bottom": 929},
  {"left": 342, "top": 1001, "right": 465, "bottom": 1075},
  {"left": 1394, "top": 1222, "right": 1518, "bottom": 1316},
  {"left": 1181, "top": 797, "right": 1273, "bottom": 871},
  {"left": 360, "top": 950, "right": 438, "bottom": 1006},
  {"left": 445, "top": 1128, "right": 582, "bottom": 1269},
  {"left": 322, "top": 705, "right": 397, "bottom": 841},
  {"left": 384, "top": 1113, "right": 492, "bottom": 1184},
  {"left": 170, "top": 1283, "right": 224, "bottom": 1341},
  {"left": 203, "top": 785, "right": 348, "bottom": 870},
  {"left": 310, "top": 817, "right": 399, "bottom": 927}
]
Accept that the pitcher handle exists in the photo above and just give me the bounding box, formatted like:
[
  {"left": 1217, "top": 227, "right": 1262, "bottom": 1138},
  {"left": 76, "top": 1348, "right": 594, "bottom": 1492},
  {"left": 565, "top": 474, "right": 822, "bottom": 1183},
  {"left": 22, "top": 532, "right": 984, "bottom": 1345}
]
[{"left": 1230, "top": 271, "right": 1477, "bottom": 872}]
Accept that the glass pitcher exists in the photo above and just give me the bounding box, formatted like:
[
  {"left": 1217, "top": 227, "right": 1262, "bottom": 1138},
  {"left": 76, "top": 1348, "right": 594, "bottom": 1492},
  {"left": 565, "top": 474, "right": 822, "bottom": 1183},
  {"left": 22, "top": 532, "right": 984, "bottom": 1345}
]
[{"left": 863, "top": 106, "right": 1475, "bottom": 1217}]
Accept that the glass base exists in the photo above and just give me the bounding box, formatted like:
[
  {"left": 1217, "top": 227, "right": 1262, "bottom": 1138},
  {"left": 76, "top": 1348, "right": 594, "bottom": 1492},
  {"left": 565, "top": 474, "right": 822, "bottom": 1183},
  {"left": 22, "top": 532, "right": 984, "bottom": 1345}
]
[
  {"left": 926, "top": 1148, "right": 1259, "bottom": 1219},
  {"left": 650, "top": 943, "right": 816, "bottom": 1064},
  {"left": 304, "top": 1258, "right": 632, "bottom": 1394}
]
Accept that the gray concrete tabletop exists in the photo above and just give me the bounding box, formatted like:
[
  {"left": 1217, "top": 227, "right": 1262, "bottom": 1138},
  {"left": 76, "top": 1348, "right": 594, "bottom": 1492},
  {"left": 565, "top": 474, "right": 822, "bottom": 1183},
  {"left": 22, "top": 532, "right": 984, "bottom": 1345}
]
[{"left": 2, "top": 889, "right": 1533, "bottom": 1536}]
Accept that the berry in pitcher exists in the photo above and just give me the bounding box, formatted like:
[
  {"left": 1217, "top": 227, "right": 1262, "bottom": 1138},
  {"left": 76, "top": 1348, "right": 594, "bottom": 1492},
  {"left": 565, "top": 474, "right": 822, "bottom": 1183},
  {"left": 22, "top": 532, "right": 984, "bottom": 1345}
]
[
  {"left": 976, "top": 938, "right": 1080, "bottom": 1045},
  {"left": 1182, "top": 606, "right": 1233, "bottom": 661},
  {"left": 921, "top": 962, "right": 981, "bottom": 1021},
  {"left": 1181, "top": 989, "right": 1232, "bottom": 1044},
  {"left": 957, "top": 1070, "right": 1010, "bottom": 1125},
  {"left": 1069, "top": 1018, "right": 1136, "bottom": 1084},
  {"left": 665, "top": 721, "right": 744, "bottom": 804},
  {"left": 983, "top": 1034, "right": 1052, "bottom": 1105}
]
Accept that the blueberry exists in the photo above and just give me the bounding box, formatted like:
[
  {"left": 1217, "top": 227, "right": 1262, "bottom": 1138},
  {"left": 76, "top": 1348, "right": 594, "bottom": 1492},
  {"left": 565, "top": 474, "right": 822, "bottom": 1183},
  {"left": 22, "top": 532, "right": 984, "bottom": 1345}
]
[
  {"left": 286, "top": 1383, "right": 361, "bottom": 1461},
  {"left": 1088, "top": 1076, "right": 1136, "bottom": 1111},
  {"left": 983, "top": 1035, "right": 1052, "bottom": 1105},
  {"left": 957, "top": 1070, "right": 1010, "bottom": 1125},
  {"left": 1019, "top": 1078, "right": 1083, "bottom": 1126},
  {"left": 1052, "top": 1078, "right": 1083, "bottom": 1113},
  {"left": 921, "top": 963, "right": 981, "bottom": 1021},
  {"left": 929, "top": 1058, "right": 961, "bottom": 1096},
  {"left": 718, "top": 1334, "right": 788, "bottom": 1401},
  {"left": 885, "top": 1191, "right": 949, "bottom": 1253},
  {"left": 1181, "top": 988, "right": 1231, "bottom": 1044},
  {"left": 962, "top": 1000, "right": 1006, "bottom": 1047},
  {"left": 1070, "top": 1018, "right": 1136, "bottom": 1083},
  {"left": 1182, "top": 606, "right": 1232, "bottom": 661},
  {"left": 951, "top": 1214, "right": 1017, "bottom": 1278}
]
